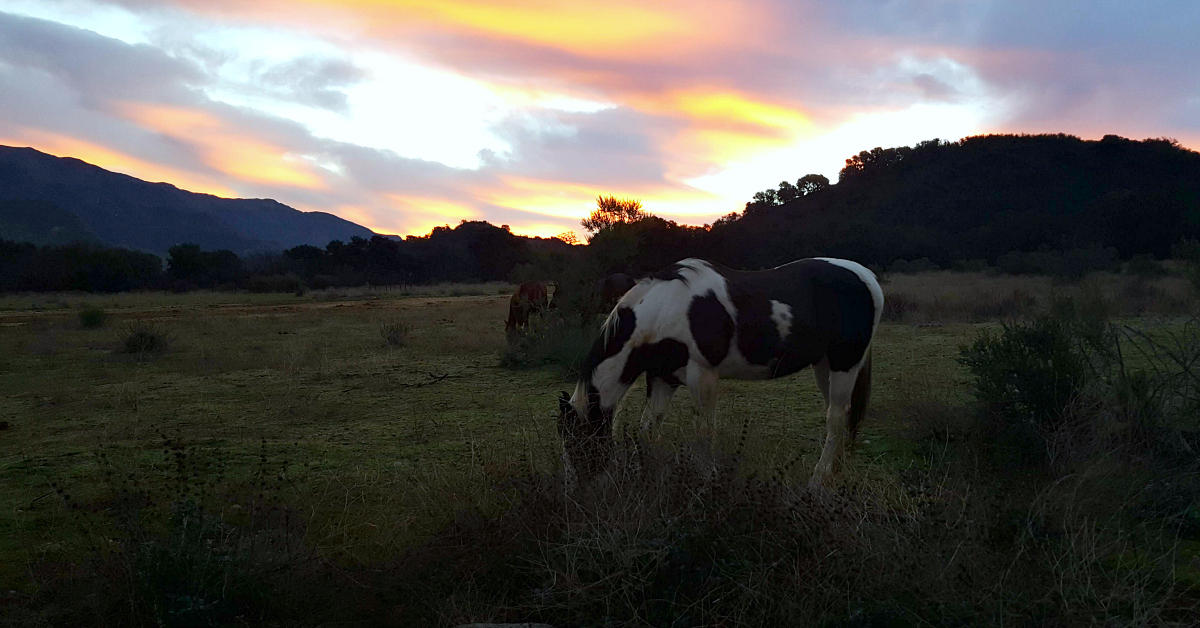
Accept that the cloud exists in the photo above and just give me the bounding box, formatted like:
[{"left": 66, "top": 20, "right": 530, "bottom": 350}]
[
  {"left": 250, "top": 55, "right": 365, "bottom": 113},
  {"left": 2, "top": 0, "right": 1199, "bottom": 243},
  {"left": 0, "top": 9, "right": 204, "bottom": 104}
]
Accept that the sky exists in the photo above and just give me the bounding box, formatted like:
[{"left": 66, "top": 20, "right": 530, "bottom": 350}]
[{"left": 0, "top": 1, "right": 1197, "bottom": 240}]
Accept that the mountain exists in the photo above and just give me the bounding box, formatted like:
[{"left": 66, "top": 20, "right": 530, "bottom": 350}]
[
  {"left": 0, "top": 199, "right": 98, "bottom": 246},
  {"left": 707, "top": 134, "right": 1200, "bottom": 269},
  {"left": 0, "top": 145, "right": 374, "bottom": 255}
]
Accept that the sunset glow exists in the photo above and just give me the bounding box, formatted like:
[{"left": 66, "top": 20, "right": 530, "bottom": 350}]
[{"left": 1, "top": 0, "right": 1197, "bottom": 240}]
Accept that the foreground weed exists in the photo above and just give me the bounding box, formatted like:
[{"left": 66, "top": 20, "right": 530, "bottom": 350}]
[
  {"left": 118, "top": 323, "right": 170, "bottom": 356},
  {"left": 37, "top": 437, "right": 315, "bottom": 627},
  {"left": 379, "top": 319, "right": 409, "bottom": 348}
]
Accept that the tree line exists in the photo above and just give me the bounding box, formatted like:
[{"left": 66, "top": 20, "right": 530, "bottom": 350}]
[{"left": 3, "top": 133, "right": 1198, "bottom": 294}]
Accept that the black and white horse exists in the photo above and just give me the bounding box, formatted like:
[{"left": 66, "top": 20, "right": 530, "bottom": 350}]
[{"left": 557, "top": 257, "right": 884, "bottom": 488}]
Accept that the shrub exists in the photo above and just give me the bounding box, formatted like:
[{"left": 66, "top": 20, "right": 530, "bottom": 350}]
[
  {"left": 379, "top": 319, "right": 409, "bottom": 348},
  {"left": 1171, "top": 237, "right": 1200, "bottom": 292},
  {"left": 48, "top": 438, "right": 311, "bottom": 627},
  {"left": 78, "top": 307, "right": 108, "bottom": 329},
  {"left": 500, "top": 313, "right": 596, "bottom": 374},
  {"left": 120, "top": 324, "right": 170, "bottom": 355},
  {"left": 959, "top": 315, "right": 1088, "bottom": 432},
  {"left": 881, "top": 292, "right": 917, "bottom": 322}
]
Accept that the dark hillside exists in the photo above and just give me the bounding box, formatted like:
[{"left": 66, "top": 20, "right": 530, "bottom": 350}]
[
  {"left": 0, "top": 145, "right": 374, "bottom": 256},
  {"left": 0, "top": 199, "right": 97, "bottom": 246},
  {"left": 713, "top": 134, "right": 1200, "bottom": 268}
]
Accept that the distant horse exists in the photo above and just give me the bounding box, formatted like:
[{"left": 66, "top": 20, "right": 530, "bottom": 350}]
[
  {"left": 506, "top": 280, "right": 549, "bottom": 337},
  {"left": 557, "top": 257, "right": 883, "bottom": 489},
  {"left": 595, "top": 273, "right": 637, "bottom": 309}
]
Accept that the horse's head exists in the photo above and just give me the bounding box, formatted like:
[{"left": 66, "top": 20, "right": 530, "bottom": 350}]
[{"left": 556, "top": 388, "right": 613, "bottom": 490}]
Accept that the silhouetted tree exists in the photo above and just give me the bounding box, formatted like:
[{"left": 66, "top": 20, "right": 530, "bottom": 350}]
[{"left": 581, "top": 195, "right": 646, "bottom": 239}]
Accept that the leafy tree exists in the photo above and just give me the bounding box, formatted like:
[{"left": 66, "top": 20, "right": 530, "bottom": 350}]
[
  {"left": 745, "top": 174, "right": 832, "bottom": 214},
  {"left": 581, "top": 196, "right": 646, "bottom": 239},
  {"left": 797, "top": 174, "right": 830, "bottom": 196}
]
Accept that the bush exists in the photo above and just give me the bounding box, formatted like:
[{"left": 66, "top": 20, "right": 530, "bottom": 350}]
[
  {"left": 47, "top": 438, "right": 310, "bottom": 627},
  {"left": 959, "top": 315, "right": 1088, "bottom": 432},
  {"left": 120, "top": 324, "right": 170, "bottom": 355},
  {"left": 379, "top": 320, "right": 409, "bottom": 348},
  {"left": 500, "top": 313, "right": 596, "bottom": 374},
  {"left": 1171, "top": 237, "right": 1200, "bottom": 292},
  {"left": 78, "top": 307, "right": 108, "bottom": 329},
  {"left": 881, "top": 292, "right": 917, "bottom": 322}
]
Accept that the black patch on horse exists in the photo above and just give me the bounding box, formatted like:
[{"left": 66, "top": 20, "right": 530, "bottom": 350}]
[
  {"left": 808, "top": 262, "right": 874, "bottom": 371},
  {"left": 723, "top": 283, "right": 780, "bottom": 367},
  {"left": 688, "top": 290, "right": 734, "bottom": 367},
  {"left": 622, "top": 338, "right": 689, "bottom": 386},
  {"left": 580, "top": 306, "right": 636, "bottom": 382},
  {"left": 706, "top": 258, "right": 876, "bottom": 376},
  {"left": 648, "top": 263, "right": 688, "bottom": 284}
]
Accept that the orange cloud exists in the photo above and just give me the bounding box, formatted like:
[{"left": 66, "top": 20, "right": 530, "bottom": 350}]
[
  {"left": 666, "top": 89, "right": 813, "bottom": 133},
  {"left": 354, "top": 0, "right": 696, "bottom": 57},
  {"left": 486, "top": 175, "right": 723, "bottom": 223},
  {"left": 382, "top": 194, "right": 483, "bottom": 236},
  {"left": 181, "top": 0, "right": 749, "bottom": 60},
  {"left": 1, "top": 128, "right": 236, "bottom": 197},
  {"left": 117, "top": 102, "right": 326, "bottom": 190},
  {"left": 485, "top": 177, "right": 631, "bottom": 219}
]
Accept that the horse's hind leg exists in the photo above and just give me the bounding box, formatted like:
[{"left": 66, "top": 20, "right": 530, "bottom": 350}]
[
  {"left": 813, "top": 356, "right": 831, "bottom": 406},
  {"left": 811, "top": 362, "right": 861, "bottom": 487},
  {"left": 639, "top": 376, "right": 678, "bottom": 435}
]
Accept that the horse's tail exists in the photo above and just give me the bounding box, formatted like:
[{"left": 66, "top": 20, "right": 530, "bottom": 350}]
[{"left": 847, "top": 351, "right": 872, "bottom": 442}]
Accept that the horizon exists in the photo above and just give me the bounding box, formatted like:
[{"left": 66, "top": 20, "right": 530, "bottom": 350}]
[{"left": 1, "top": 1, "right": 1198, "bottom": 240}]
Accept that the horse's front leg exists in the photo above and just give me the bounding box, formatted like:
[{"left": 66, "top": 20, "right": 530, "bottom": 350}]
[
  {"left": 686, "top": 361, "right": 719, "bottom": 433},
  {"left": 640, "top": 376, "right": 679, "bottom": 435},
  {"left": 811, "top": 364, "right": 861, "bottom": 487}
]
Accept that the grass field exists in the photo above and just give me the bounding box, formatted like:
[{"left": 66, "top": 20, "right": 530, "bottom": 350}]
[{"left": 2, "top": 272, "right": 1198, "bottom": 626}]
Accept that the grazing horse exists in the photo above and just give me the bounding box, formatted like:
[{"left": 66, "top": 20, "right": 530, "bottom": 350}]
[
  {"left": 506, "top": 280, "right": 549, "bottom": 336},
  {"left": 595, "top": 273, "right": 638, "bottom": 309},
  {"left": 557, "top": 257, "right": 883, "bottom": 489}
]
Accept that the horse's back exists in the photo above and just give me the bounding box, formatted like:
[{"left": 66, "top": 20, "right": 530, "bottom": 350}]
[{"left": 612, "top": 257, "right": 880, "bottom": 377}]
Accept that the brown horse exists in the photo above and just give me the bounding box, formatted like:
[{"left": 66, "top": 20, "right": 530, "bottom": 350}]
[{"left": 506, "top": 280, "right": 549, "bottom": 337}]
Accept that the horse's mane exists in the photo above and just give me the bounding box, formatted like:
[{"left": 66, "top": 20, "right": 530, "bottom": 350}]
[{"left": 599, "top": 278, "right": 654, "bottom": 346}]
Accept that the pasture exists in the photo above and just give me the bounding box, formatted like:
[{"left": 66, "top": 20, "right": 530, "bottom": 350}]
[{"left": 1, "top": 271, "right": 1198, "bottom": 626}]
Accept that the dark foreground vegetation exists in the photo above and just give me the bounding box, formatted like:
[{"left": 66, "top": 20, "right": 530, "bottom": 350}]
[{"left": 4, "top": 283, "right": 1198, "bottom": 627}]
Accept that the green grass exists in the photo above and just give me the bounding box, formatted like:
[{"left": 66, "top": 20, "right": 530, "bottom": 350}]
[
  {"left": 1, "top": 281, "right": 1196, "bottom": 626},
  {"left": 0, "top": 291, "right": 965, "bottom": 578}
]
